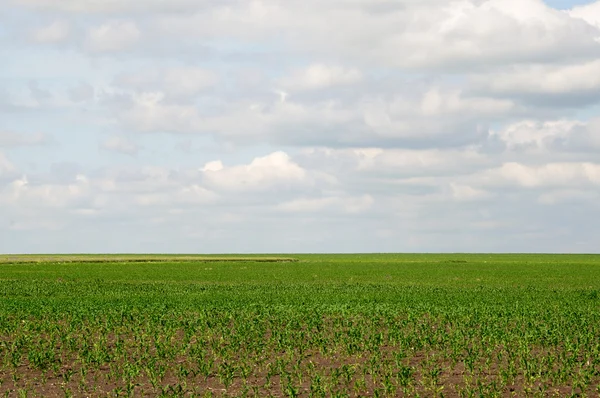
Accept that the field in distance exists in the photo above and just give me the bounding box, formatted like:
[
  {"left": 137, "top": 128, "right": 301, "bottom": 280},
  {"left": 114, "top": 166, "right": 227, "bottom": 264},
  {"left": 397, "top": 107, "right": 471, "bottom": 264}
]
[
  {"left": 1, "top": 253, "right": 600, "bottom": 397},
  {"left": 0, "top": 254, "right": 299, "bottom": 264}
]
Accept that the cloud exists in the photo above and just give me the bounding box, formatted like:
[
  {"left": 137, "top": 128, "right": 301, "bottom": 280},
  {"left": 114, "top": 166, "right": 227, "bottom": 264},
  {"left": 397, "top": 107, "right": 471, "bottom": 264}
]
[
  {"left": 30, "top": 20, "right": 70, "bottom": 43},
  {"left": 10, "top": 0, "right": 600, "bottom": 70},
  {"left": 201, "top": 151, "right": 312, "bottom": 192},
  {"left": 419, "top": 88, "right": 514, "bottom": 117},
  {"left": 148, "top": 0, "right": 600, "bottom": 70},
  {"left": 100, "top": 136, "right": 141, "bottom": 156},
  {"left": 3, "top": 0, "right": 600, "bottom": 253},
  {"left": 12, "top": 0, "right": 211, "bottom": 14},
  {"left": 537, "top": 189, "right": 600, "bottom": 205},
  {"left": 0, "top": 131, "right": 52, "bottom": 147},
  {"left": 490, "top": 119, "right": 600, "bottom": 152},
  {"left": 478, "top": 162, "right": 600, "bottom": 188},
  {"left": 115, "top": 86, "right": 513, "bottom": 148},
  {"left": 278, "top": 194, "right": 373, "bottom": 214},
  {"left": 0, "top": 153, "right": 17, "bottom": 176},
  {"left": 448, "top": 183, "right": 492, "bottom": 202},
  {"left": 471, "top": 60, "right": 600, "bottom": 106},
  {"left": 68, "top": 82, "right": 95, "bottom": 102},
  {"left": 119, "top": 92, "right": 204, "bottom": 133},
  {"left": 278, "top": 64, "right": 362, "bottom": 91},
  {"left": 115, "top": 67, "right": 218, "bottom": 99},
  {"left": 299, "top": 147, "right": 490, "bottom": 178},
  {"left": 569, "top": 1, "right": 600, "bottom": 28},
  {"left": 28, "top": 81, "right": 52, "bottom": 102},
  {"left": 1, "top": 175, "right": 90, "bottom": 209},
  {"left": 0, "top": 166, "right": 218, "bottom": 215},
  {"left": 161, "top": 67, "right": 218, "bottom": 98},
  {"left": 85, "top": 20, "right": 141, "bottom": 53}
]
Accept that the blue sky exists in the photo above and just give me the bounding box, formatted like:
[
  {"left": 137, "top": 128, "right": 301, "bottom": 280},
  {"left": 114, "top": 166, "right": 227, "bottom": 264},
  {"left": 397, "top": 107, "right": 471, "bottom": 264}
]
[
  {"left": 1, "top": 0, "right": 600, "bottom": 253},
  {"left": 546, "top": 0, "right": 593, "bottom": 8}
]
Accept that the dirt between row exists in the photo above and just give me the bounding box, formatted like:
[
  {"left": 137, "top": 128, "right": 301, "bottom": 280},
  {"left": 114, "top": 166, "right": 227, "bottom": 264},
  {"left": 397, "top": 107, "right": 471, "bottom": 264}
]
[{"left": 0, "top": 347, "right": 591, "bottom": 397}]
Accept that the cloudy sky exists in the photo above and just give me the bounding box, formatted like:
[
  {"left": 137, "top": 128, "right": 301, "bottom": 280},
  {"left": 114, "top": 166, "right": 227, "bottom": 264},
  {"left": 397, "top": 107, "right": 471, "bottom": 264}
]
[{"left": 1, "top": 0, "right": 600, "bottom": 253}]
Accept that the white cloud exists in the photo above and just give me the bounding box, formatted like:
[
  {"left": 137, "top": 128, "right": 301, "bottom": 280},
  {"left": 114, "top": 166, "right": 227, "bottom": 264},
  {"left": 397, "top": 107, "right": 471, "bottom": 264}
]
[
  {"left": 162, "top": 67, "right": 218, "bottom": 98},
  {"left": 0, "top": 131, "right": 52, "bottom": 147},
  {"left": 30, "top": 20, "right": 70, "bottom": 43},
  {"left": 538, "top": 189, "right": 600, "bottom": 205},
  {"left": 480, "top": 162, "right": 600, "bottom": 188},
  {"left": 117, "top": 92, "right": 359, "bottom": 141},
  {"left": 491, "top": 119, "right": 600, "bottom": 152},
  {"left": 0, "top": 153, "right": 16, "bottom": 176},
  {"left": 100, "top": 136, "right": 141, "bottom": 155},
  {"left": 116, "top": 67, "right": 218, "bottom": 98},
  {"left": 11, "top": 0, "right": 600, "bottom": 70},
  {"left": 116, "top": 87, "right": 513, "bottom": 147},
  {"left": 302, "top": 147, "right": 490, "bottom": 177},
  {"left": 360, "top": 90, "right": 513, "bottom": 141},
  {"left": 13, "top": 0, "right": 208, "bottom": 13},
  {"left": 419, "top": 88, "right": 514, "bottom": 117},
  {"left": 201, "top": 160, "right": 223, "bottom": 172},
  {"left": 149, "top": 0, "right": 600, "bottom": 70},
  {"left": 0, "top": 167, "right": 218, "bottom": 213},
  {"left": 201, "top": 151, "right": 310, "bottom": 192},
  {"left": 448, "top": 183, "right": 491, "bottom": 201},
  {"left": 85, "top": 20, "right": 141, "bottom": 53},
  {"left": 473, "top": 60, "right": 600, "bottom": 100},
  {"left": 1, "top": 175, "right": 90, "bottom": 208},
  {"left": 569, "top": 1, "right": 600, "bottom": 28},
  {"left": 131, "top": 184, "right": 217, "bottom": 207},
  {"left": 492, "top": 120, "right": 579, "bottom": 151},
  {"left": 4, "top": 0, "right": 600, "bottom": 252},
  {"left": 278, "top": 64, "right": 362, "bottom": 91},
  {"left": 120, "top": 92, "right": 203, "bottom": 133},
  {"left": 278, "top": 194, "right": 373, "bottom": 214}
]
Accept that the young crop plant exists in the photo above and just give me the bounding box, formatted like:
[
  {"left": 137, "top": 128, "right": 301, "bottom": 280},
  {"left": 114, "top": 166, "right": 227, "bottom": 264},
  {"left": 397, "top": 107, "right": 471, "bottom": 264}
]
[{"left": 1, "top": 254, "right": 600, "bottom": 396}]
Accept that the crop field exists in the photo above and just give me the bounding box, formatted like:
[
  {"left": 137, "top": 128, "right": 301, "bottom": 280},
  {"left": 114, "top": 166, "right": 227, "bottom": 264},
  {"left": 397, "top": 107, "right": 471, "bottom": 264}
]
[{"left": 1, "top": 254, "right": 600, "bottom": 397}]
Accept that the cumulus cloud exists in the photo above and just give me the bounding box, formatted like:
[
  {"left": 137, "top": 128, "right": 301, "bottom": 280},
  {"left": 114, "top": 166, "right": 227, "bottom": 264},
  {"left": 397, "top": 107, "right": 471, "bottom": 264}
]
[
  {"left": 201, "top": 151, "right": 310, "bottom": 192},
  {"left": 477, "top": 162, "right": 600, "bottom": 188},
  {"left": 471, "top": 60, "right": 600, "bottom": 106},
  {"left": 448, "top": 183, "right": 492, "bottom": 202},
  {"left": 3, "top": 0, "right": 600, "bottom": 252},
  {"left": 11, "top": 0, "right": 600, "bottom": 69},
  {"left": 147, "top": 0, "right": 600, "bottom": 70},
  {"left": 0, "top": 153, "right": 17, "bottom": 176},
  {"left": 115, "top": 67, "right": 218, "bottom": 99},
  {"left": 1, "top": 175, "right": 89, "bottom": 209},
  {"left": 490, "top": 119, "right": 600, "bottom": 153},
  {"left": 0, "top": 166, "right": 218, "bottom": 214},
  {"left": 13, "top": 0, "right": 210, "bottom": 13},
  {"left": 85, "top": 20, "right": 141, "bottom": 53},
  {"left": 278, "top": 64, "right": 363, "bottom": 91},
  {"left": 278, "top": 194, "right": 374, "bottom": 214},
  {"left": 419, "top": 88, "right": 514, "bottom": 117},
  {"left": 476, "top": 61, "right": 600, "bottom": 94},
  {"left": 30, "top": 20, "right": 70, "bottom": 43},
  {"left": 299, "top": 147, "right": 490, "bottom": 178},
  {"left": 119, "top": 92, "right": 204, "bottom": 133},
  {"left": 115, "top": 86, "right": 514, "bottom": 148},
  {"left": 569, "top": 1, "right": 600, "bottom": 27},
  {"left": 537, "top": 189, "right": 600, "bottom": 205},
  {"left": 0, "top": 131, "right": 52, "bottom": 147}
]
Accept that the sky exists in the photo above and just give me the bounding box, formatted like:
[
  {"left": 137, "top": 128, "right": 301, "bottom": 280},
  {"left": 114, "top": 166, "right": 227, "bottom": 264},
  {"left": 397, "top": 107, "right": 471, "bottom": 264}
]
[{"left": 1, "top": 0, "right": 600, "bottom": 254}]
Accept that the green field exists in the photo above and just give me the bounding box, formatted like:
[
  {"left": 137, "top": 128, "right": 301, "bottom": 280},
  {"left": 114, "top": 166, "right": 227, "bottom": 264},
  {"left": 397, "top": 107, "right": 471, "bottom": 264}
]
[{"left": 1, "top": 254, "right": 600, "bottom": 397}]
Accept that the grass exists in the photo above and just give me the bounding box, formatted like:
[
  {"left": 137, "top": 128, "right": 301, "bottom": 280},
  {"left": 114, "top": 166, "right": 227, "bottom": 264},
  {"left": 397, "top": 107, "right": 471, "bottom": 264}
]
[{"left": 0, "top": 253, "right": 599, "bottom": 396}]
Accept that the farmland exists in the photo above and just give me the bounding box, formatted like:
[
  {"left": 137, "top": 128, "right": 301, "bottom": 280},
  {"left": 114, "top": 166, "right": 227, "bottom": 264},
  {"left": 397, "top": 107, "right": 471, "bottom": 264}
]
[{"left": 1, "top": 254, "right": 600, "bottom": 397}]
